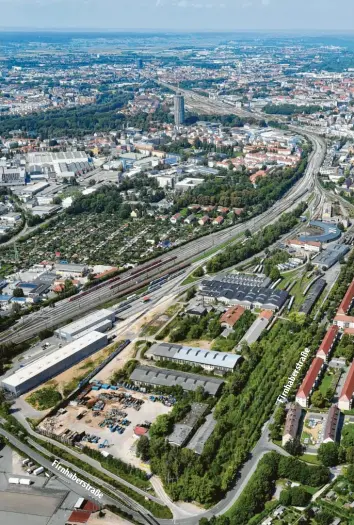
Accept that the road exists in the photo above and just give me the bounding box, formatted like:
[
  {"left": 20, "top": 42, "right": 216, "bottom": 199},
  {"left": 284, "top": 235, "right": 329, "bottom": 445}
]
[
  {"left": 0, "top": 126, "right": 326, "bottom": 346},
  {"left": 0, "top": 90, "right": 332, "bottom": 523},
  {"left": 0, "top": 426, "right": 152, "bottom": 525}
]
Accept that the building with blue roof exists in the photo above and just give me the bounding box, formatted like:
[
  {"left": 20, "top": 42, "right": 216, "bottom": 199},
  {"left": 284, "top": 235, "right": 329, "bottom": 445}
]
[
  {"left": 299, "top": 221, "right": 341, "bottom": 243},
  {"left": 0, "top": 294, "right": 12, "bottom": 302}
]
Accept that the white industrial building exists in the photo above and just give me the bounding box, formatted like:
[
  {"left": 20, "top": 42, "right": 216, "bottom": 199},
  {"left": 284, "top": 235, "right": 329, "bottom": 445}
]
[
  {"left": 1, "top": 331, "right": 108, "bottom": 396},
  {"left": 55, "top": 309, "right": 115, "bottom": 341}
]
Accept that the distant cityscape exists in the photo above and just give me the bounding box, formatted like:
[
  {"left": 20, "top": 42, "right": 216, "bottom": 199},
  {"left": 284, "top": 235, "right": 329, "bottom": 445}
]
[{"left": 0, "top": 30, "right": 354, "bottom": 525}]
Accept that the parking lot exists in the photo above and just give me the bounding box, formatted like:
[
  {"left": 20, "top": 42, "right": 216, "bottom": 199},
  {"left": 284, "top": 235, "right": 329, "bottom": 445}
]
[
  {"left": 301, "top": 412, "right": 325, "bottom": 448},
  {"left": 38, "top": 387, "right": 172, "bottom": 469}
]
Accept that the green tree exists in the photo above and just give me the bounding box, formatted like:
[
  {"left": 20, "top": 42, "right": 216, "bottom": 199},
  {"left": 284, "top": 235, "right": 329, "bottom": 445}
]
[
  {"left": 269, "top": 267, "right": 281, "bottom": 281},
  {"left": 318, "top": 442, "right": 339, "bottom": 467},
  {"left": 13, "top": 287, "right": 24, "bottom": 297},
  {"left": 194, "top": 266, "right": 204, "bottom": 278},
  {"left": 136, "top": 435, "right": 150, "bottom": 462},
  {"left": 311, "top": 390, "right": 325, "bottom": 408},
  {"left": 346, "top": 463, "right": 354, "bottom": 483},
  {"left": 284, "top": 437, "right": 304, "bottom": 457}
]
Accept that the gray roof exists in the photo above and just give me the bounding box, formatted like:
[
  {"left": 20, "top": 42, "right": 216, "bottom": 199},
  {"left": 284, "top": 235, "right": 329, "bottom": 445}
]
[
  {"left": 168, "top": 424, "right": 194, "bottom": 447},
  {"left": 211, "top": 273, "right": 271, "bottom": 288},
  {"left": 55, "top": 263, "right": 87, "bottom": 273},
  {"left": 200, "top": 279, "right": 288, "bottom": 310},
  {"left": 130, "top": 365, "right": 224, "bottom": 395},
  {"left": 187, "top": 412, "right": 217, "bottom": 455},
  {"left": 314, "top": 243, "right": 349, "bottom": 269},
  {"left": 299, "top": 278, "right": 326, "bottom": 315},
  {"left": 147, "top": 343, "right": 240, "bottom": 370},
  {"left": 240, "top": 315, "right": 271, "bottom": 346},
  {"left": 168, "top": 403, "right": 208, "bottom": 447}
]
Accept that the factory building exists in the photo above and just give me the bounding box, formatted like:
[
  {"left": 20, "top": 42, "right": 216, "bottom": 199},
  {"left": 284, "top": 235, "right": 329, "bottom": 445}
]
[
  {"left": 1, "top": 331, "right": 108, "bottom": 396},
  {"left": 199, "top": 278, "right": 288, "bottom": 311},
  {"left": 145, "top": 343, "right": 241, "bottom": 372},
  {"left": 55, "top": 309, "right": 115, "bottom": 342},
  {"left": 55, "top": 263, "right": 88, "bottom": 277},
  {"left": 130, "top": 365, "right": 224, "bottom": 396},
  {"left": 299, "top": 220, "right": 341, "bottom": 243},
  {"left": 0, "top": 165, "right": 26, "bottom": 186},
  {"left": 314, "top": 244, "right": 350, "bottom": 270}
]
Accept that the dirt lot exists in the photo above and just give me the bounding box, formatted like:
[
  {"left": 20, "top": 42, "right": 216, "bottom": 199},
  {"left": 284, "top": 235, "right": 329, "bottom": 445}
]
[
  {"left": 301, "top": 413, "right": 325, "bottom": 446},
  {"left": 23, "top": 341, "right": 134, "bottom": 404},
  {"left": 88, "top": 510, "right": 132, "bottom": 525},
  {"left": 93, "top": 341, "right": 134, "bottom": 383},
  {"left": 39, "top": 387, "right": 172, "bottom": 470}
]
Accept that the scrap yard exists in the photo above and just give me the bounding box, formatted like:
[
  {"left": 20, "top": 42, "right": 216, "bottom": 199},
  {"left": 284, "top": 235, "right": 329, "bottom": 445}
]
[{"left": 38, "top": 382, "right": 174, "bottom": 469}]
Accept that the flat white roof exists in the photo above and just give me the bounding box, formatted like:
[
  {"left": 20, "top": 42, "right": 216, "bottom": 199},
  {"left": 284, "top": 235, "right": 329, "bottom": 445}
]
[
  {"left": 2, "top": 331, "right": 107, "bottom": 388},
  {"left": 57, "top": 309, "right": 114, "bottom": 336}
]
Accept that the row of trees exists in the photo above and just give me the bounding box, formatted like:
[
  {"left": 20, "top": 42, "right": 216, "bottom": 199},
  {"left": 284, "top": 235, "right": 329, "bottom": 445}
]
[
  {"left": 199, "top": 452, "right": 329, "bottom": 525},
  {"left": 206, "top": 203, "right": 307, "bottom": 273},
  {"left": 142, "top": 318, "right": 327, "bottom": 505},
  {"left": 0, "top": 90, "right": 134, "bottom": 138},
  {"left": 263, "top": 103, "right": 322, "bottom": 115}
]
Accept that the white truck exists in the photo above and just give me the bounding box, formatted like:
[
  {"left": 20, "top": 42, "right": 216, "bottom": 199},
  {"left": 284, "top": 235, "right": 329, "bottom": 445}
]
[
  {"left": 19, "top": 479, "right": 31, "bottom": 486},
  {"left": 8, "top": 478, "right": 20, "bottom": 484},
  {"left": 33, "top": 467, "right": 45, "bottom": 476}
]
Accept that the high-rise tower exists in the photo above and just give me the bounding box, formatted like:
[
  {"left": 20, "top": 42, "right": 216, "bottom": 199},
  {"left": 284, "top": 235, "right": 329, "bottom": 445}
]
[{"left": 174, "top": 93, "right": 185, "bottom": 126}]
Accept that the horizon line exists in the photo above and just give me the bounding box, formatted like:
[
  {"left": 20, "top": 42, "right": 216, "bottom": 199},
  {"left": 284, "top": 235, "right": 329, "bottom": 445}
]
[{"left": 0, "top": 27, "right": 353, "bottom": 34}]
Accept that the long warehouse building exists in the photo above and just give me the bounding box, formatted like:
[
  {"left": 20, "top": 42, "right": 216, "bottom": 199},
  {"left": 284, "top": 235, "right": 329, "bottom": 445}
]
[
  {"left": 145, "top": 343, "right": 241, "bottom": 372},
  {"left": 1, "top": 331, "right": 108, "bottom": 396},
  {"left": 130, "top": 365, "right": 224, "bottom": 396},
  {"left": 55, "top": 309, "right": 115, "bottom": 341}
]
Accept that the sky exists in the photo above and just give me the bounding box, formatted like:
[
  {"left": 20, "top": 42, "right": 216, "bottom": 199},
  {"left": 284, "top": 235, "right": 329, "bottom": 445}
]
[{"left": 1, "top": 0, "right": 354, "bottom": 31}]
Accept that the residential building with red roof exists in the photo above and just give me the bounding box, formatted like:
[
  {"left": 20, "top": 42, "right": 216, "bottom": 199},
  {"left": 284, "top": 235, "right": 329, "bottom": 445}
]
[
  {"left": 323, "top": 405, "right": 340, "bottom": 443},
  {"left": 317, "top": 325, "right": 339, "bottom": 361},
  {"left": 337, "top": 280, "right": 354, "bottom": 315},
  {"left": 198, "top": 215, "right": 210, "bottom": 226},
  {"left": 249, "top": 170, "right": 267, "bottom": 185},
  {"left": 282, "top": 403, "right": 302, "bottom": 446},
  {"left": 295, "top": 357, "right": 325, "bottom": 408},
  {"left": 333, "top": 314, "right": 354, "bottom": 330},
  {"left": 213, "top": 216, "right": 224, "bottom": 225},
  {"left": 339, "top": 360, "right": 354, "bottom": 410},
  {"left": 220, "top": 306, "right": 245, "bottom": 329}
]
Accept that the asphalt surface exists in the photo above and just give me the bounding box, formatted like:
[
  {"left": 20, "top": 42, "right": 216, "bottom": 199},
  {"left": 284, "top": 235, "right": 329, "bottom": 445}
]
[
  {"left": 0, "top": 125, "right": 325, "bottom": 346},
  {"left": 0, "top": 92, "right": 332, "bottom": 523},
  {"left": 0, "top": 427, "right": 150, "bottom": 524}
]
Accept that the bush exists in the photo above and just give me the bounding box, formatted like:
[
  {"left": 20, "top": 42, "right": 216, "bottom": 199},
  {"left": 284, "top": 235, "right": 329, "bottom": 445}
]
[
  {"left": 279, "top": 486, "right": 311, "bottom": 506},
  {"left": 27, "top": 387, "right": 62, "bottom": 410}
]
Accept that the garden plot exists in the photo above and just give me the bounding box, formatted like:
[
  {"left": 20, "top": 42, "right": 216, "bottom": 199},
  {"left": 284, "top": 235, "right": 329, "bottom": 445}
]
[{"left": 0, "top": 209, "right": 232, "bottom": 268}]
